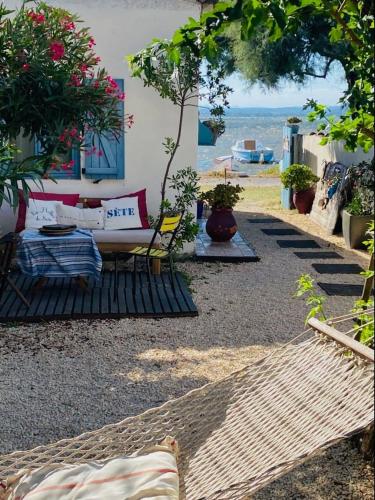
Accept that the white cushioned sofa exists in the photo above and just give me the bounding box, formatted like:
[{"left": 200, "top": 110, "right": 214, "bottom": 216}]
[{"left": 0, "top": 202, "right": 162, "bottom": 273}]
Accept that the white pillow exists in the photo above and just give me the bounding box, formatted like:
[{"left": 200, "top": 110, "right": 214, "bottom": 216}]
[
  {"left": 102, "top": 196, "right": 142, "bottom": 230},
  {"left": 25, "top": 199, "right": 63, "bottom": 229},
  {"left": 5, "top": 440, "right": 179, "bottom": 499},
  {"left": 56, "top": 205, "right": 104, "bottom": 230}
]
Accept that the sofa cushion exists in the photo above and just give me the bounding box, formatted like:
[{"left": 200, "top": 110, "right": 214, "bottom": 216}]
[
  {"left": 5, "top": 438, "right": 179, "bottom": 500},
  {"left": 16, "top": 191, "right": 80, "bottom": 233},
  {"left": 102, "top": 196, "right": 142, "bottom": 230},
  {"left": 85, "top": 189, "right": 150, "bottom": 229},
  {"left": 56, "top": 205, "right": 104, "bottom": 230},
  {"left": 25, "top": 199, "right": 63, "bottom": 229},
  {"left": 92, "top": 229, "right": 160, "bottom": 245}
]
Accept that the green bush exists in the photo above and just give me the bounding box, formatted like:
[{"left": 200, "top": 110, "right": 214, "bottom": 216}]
[
  {"left": 345, "top": 160, "right": 374, "bottom": 216},
  {"left": 280, "top": 164, "right": 319, "bottom": 192},
  {"left": 345, "top": 193, "right": 364, "bottom": 216},
  {"left": 202, "top": 183, "right": 244, "bottom": 210}
]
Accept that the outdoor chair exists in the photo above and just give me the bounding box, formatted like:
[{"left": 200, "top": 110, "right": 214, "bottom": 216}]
[
  {"left": 128, "top": 213, "right": 183, "bottom": 293},
  {"left": 0, "top": 233, "right": 30, "bottom": 307}
]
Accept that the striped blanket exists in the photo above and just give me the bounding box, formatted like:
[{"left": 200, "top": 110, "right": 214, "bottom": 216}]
[{"left": 17, "top": 229, "right": 102, "bottom": 281}]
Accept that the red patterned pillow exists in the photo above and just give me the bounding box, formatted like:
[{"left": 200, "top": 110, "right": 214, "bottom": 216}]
[
  {"left": 15, "top": 191, "right": 80, "bottom": 232},
  {"left": 85, "top": 189, "right": 150, "bottom": 229}
]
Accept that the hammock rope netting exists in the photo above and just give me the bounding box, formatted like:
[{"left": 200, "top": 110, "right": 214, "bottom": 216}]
[{"left": 0, "top": 315, "right": 373, "bottom": 499}]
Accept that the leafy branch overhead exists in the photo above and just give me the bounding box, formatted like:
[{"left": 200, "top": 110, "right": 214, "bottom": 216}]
[{"left": 165, "top": 0, "right": 374, "bottom": 153}]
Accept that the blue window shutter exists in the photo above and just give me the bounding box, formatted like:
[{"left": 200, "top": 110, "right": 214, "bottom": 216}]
[
  {"left": 85, "top": 79, "right": 125, "bottom": 180},
  {"left": 34, "top": 140, "right": 81, "bottom": 180}
]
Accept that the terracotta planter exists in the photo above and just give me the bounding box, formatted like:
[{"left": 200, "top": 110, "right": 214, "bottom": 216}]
[
  {"left": 342, "top": 210, "right": 374, "bottom": 249},
  {"left": 206, "top": 208, "right": 238, "bottom": 242},
  {"left": 293, "top": 187, "right": 315, "bottom": 214}
]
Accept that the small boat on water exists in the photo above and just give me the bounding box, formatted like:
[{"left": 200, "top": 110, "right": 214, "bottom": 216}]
[{"left": 231, "top": 139, "right": 274, "bottom": 163}]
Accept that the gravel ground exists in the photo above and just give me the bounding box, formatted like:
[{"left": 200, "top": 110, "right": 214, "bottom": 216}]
[{"left": 0, "top": 200, "right": 373, "bottom": 498}]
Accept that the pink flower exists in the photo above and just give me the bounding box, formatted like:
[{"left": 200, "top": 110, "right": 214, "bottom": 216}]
[
  {"left": 63, "top": 21, "right": 75, "bottom": 31},
  {"left": 50, "top": 162, "right": 57, "bottom": 170},
  {"left": 93, "top": 56, "right": 101, "bottom": 65},
  {"left": 49, "top": 41, "right": 65, "bottom": 61},
  {"left": 97, "top": 150, "right": 103, "bottom": 157},
  {"left": 117, "top": 92, "right": 125, "bottom": 101},
  {"left": 28, "top": 11, "right": 45, "bottom": 24},
  {"left": 68, "top": 160, "right": 75, "bottom": 167},
  {"left": 106, "top": 76, "right": 118, "bottom": 89},
  {"left": 69, "top": 74, "right": 82, "bottom": 87},
  {"left": 88, "top": 37, "right": 96, "bottom": 48},
  {"left": 79, "top": 64, "right": 88, "bottom": 74},
  {"left": 105, "top": 86, "right": 114, "bottom": 95},
  {"left": 58, "top": 133, "right": 66, "bottom": 142},
  {"left": 69, "top": 128, "right": 78, "bottom": 137},
  {"left": 22, "top": 63, "right": 30, "bottom": 72}
]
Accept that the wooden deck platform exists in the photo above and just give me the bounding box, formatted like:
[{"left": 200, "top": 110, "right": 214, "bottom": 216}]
[{"left": 0, "top": 271, "right": 198, "bottom": 323}]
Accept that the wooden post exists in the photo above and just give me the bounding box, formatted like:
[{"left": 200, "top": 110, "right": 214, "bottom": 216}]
[
  {"left": 361, "top": 253, "right": 374, "bottom": 302},
  {"left": 308, "top": 317, "right": 375, "bottom": 363},
  {"left": 152, "top": 259, "right": 161, "bottom": 275}
]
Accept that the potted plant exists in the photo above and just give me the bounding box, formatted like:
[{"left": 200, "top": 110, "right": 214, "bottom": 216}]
[
  {"left": 202, "top": 183, "right": 244, "bottom": 241},
  {"left": 286, "top": 117, "right": 302, "bottom": 134},
  {"left": 280, "top": 163, "right": 319, "bottom": 214},
  {"left": 342, "top": 160, "right": 374, "bottom": 249},
  {"left": 203, "top": 118, "right": 225, "bottom": 142}
]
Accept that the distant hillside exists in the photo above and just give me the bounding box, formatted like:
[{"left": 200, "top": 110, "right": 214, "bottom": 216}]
[{"left": 199, "top": 106, "right": 343, "bottom": 117}]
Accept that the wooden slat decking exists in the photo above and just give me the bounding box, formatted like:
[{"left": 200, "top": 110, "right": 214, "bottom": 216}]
[{"left": 0, "top": 271, "right": 198, "bottom": 323}]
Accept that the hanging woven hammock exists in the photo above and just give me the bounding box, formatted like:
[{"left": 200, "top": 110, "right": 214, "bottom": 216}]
[{"left": 0, "top": 316, "right": 373, "bottom": 499}]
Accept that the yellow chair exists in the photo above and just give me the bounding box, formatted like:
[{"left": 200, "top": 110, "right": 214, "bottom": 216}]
[{"left": 128, "top": 213, "right": 183, "bottom": 292}]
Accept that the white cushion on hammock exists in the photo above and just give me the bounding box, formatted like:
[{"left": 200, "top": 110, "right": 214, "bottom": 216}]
[{"left": 7, "top": 443, "right": 179, "bottom": 499}]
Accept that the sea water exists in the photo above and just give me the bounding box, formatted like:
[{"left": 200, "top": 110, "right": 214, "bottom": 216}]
[{"left": 197, "top": 107, "right": 333, "bottom": 173}]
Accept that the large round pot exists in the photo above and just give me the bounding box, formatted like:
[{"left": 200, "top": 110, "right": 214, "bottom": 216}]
[
  {"left": 293, "top": 187, "right": 315, "bottom": 214},
  {"left": 206, "top": 208, "right": 238, "bottom": 242}
]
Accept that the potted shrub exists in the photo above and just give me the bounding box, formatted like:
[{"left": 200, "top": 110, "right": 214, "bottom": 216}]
[
  {"left": 202, "top": 183, "right": 244, "bottom": 241},
  {"left": 286, "top": 117, "right": 302, "bottom": 134},
  {"left": 342, "top": 160, "right": 374, "bottom": 249},
  {"left": 280, "top": 164, "right": 319, "bottom": 214},
  {"left": 199, "top": 118, "right": 226, "bottom": 146}
]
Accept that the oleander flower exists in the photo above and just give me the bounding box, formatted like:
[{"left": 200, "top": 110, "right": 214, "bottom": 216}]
[{"left": 49, "top": 41, "right": 65, "bottom": 61}]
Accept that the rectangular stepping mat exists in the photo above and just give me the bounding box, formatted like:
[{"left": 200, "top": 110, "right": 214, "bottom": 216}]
[
  {"left": 0, "top": 271, "right": 198, "bottom": 323},
  {"left": 312, "top": 263, "right": 364, "bottom": 274},
  {"left": 248, "top": 217, "right": 282, "bottom": 223},
  {"left": 318, "top": 282, "right": 368, "bottom": 296},
  {"left": 196, "top": 222, "right": 259, "bottom": 262},
  {"left": 262, "top": 228, "right": 302, "bottom": 236},
  {"left": 277, "top": 240, "right": 321, "bottom": 249},
  {"left": 294, "top": 251, "right": 343, "bottom": 260}
]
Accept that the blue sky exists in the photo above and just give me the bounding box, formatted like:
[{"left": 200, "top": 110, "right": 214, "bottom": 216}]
[{"left": 219, "top": 63, "right": 347, "bottom": 108}]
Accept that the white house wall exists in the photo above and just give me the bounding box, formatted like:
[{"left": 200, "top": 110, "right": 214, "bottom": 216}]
[{"left": 6, "top": 0, "right": 200, "bottom": 219}]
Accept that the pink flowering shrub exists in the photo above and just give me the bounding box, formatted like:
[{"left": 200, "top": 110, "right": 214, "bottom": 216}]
[{"left": 0, "top": 1, "right": 133, "bottom": 173}]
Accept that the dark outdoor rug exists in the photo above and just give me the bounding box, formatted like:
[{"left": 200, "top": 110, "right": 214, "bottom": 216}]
[
  {"left": 312, "top": 263, "right": 364, "bottom": 275},
  {"left": 248, "top": 217, "right": 282, "bottom": 224},
  {"left": 317, "top": 283, "right": 368, "bottom": 296},
  {"left": 277, "top": 240, "right": 321, "bottom": 249},
  {"left": 262, "top": 228, "right": 302, "bottom": 236},
  {"left": 0, "top": 271, "right": 198, "bottom": 323},
  {"left": 294, "top": 251, "right": 343, "bottom": 260}
]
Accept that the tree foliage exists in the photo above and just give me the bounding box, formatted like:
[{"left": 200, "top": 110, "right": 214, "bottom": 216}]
[
  {"left": 218, "top": 12, "right": 349, "bottom": 89},
  {"left": 165, "top": 0, "right": 374, "bottom": 153}
]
